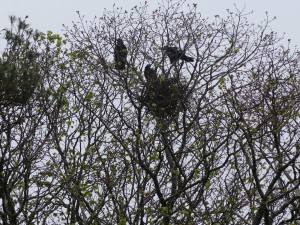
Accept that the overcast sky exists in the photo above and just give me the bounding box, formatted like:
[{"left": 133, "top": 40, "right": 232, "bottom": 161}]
[{"left": 1, "top": 0, "right": 300, "bottom": 48}]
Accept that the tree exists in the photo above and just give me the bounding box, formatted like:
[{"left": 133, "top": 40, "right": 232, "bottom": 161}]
[
  {"left": 58, "top": 1, "right": 300, "bottom": 224},
  {"left": 1, "top": 1, "right": 300, "bottom": 224},
  {"left": 0, "top": 16, "right": 67, "bottom": 224}
]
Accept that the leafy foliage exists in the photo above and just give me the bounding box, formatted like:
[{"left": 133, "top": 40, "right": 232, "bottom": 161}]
[{"left": 0, "top": 1, "right": 300, "bottom": 225}]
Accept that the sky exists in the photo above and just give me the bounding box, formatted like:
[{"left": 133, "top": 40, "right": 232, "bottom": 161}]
[{"left": 1, "top": 0, "right": 300, "bottom": 49}]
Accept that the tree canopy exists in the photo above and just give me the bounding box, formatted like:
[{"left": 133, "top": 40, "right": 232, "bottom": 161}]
[{"left": 0, "top": 1, "right": 300, "bottom": 224}]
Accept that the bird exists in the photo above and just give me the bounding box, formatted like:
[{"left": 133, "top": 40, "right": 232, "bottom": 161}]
[
  {"left": 144, "top": 64, "right": 157, "bottom": 81},
  {"left": 114, "top": 38, "right": 128, "bottom": 70},
  {"left": 162, "top": 46, "right": 194, "bottom": 63}
]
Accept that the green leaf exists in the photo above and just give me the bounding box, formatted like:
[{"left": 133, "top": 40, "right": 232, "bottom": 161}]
[
  {"left": 161, "top": 206, "right": 169, "bottom": 216},
  {"left": 219, "top": 76, "right": 225, "bottom": 85},
  {"left": 183, "top": 209, "right": 190, "bottom": 217},
  {"left": 86, "top": 92, "right": 94, "bottom": 101},
  {"left": 118, "top": 218, "right": 126, "bottom": 225}
]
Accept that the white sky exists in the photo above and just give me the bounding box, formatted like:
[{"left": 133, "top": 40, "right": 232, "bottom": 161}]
[{"left": 1, "top": 0, "right": 300, "bottom": 48}]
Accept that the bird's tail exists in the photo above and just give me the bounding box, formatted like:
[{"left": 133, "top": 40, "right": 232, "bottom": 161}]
[{"left": 183, "top": 56, "right": 194, "bottom": 62}]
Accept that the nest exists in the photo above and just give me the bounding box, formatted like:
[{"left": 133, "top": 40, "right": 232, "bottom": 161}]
[
  {"left": 141, "top": 76, "right": 186, "bottom": 118},
  {"left": 0, "top": 61, "right": 39, "bottom": 106}
]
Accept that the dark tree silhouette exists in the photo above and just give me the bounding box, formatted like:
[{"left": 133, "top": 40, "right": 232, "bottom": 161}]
[
  {"left": 60, "top": 5, "right": 300, "bottom": 223},
  {"left": 144, "top": 64, "right": 157, "bottom": 81},
  {"left": 114, "top": 38, "right": 128, "bottom": 70},
  {"left": 2, "top": 2, "right": 300, "bottom": 225},
  {"left": 162, "top": 46, "right": 194, "bottom": 63},
  {"left": 0, "top": 16, "right": 63, "bottom": 225}
]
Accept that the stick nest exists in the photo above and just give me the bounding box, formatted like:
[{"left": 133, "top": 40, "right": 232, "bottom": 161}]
[{"left": 140, "top": 77, "right": 186, "bottom": 118}]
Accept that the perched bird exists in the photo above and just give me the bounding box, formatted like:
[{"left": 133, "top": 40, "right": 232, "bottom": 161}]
[
  {"left": 162, "top": 46, "right": 194, "bottom": 63},
  {"left": 144, "top": 64, "right": 157, "bottom": 81},
  {"left": 114, "top": 38, "right": 128, "bottom": 70}
]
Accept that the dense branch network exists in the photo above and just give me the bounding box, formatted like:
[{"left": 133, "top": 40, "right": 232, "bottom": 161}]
[{"left": 1, "top": 3, "right": 300, "bottom": 225}]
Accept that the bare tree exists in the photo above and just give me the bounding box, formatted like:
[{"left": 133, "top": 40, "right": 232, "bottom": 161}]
[
  {"left": 225, "top": 39, "right": 300, "bottom": 224},
  {"left": 55, "top": 1, "right": 300, "bottom": 224}
]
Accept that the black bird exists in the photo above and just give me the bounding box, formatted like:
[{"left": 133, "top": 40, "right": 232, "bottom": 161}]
[
  {"left": 114, "top": 38, "right": 128, "bottom": 70},
  {"left": 162, "top": 46, "right": 194, "bottom": 63},
  {"left": 144, "top": 64, "right": 157, "bottom": 81}
]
